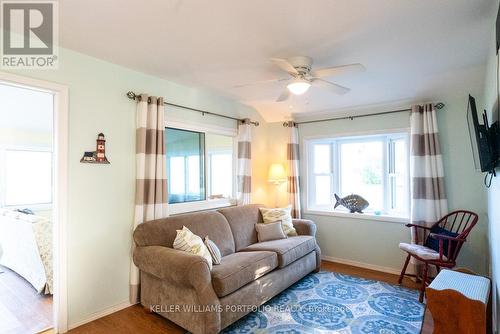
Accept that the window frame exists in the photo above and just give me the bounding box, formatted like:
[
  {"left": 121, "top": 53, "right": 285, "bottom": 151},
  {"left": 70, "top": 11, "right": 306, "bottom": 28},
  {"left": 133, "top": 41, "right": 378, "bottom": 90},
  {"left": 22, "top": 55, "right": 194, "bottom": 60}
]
[
  {"left": 0, "top": 145, "right": 54, "bottom": 210},
  {"left": 165, "top": 120, "right": 237, "bottom": 215},
  {"left": 303, "top": 129, "right": 410, "bottom": 223}
]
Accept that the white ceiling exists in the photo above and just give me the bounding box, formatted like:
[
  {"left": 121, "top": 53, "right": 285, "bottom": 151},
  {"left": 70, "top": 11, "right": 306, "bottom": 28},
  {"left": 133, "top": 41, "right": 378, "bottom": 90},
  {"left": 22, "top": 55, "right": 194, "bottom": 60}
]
[{"left": 59, "top": 0, "right": 496, "bottom": 122}]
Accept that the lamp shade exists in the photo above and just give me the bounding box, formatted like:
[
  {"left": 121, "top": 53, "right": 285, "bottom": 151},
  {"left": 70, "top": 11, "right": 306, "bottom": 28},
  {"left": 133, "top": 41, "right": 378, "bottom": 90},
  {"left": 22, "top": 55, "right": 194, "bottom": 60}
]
[{"left": 268, "top": 163, "right": 286, "bottom": 184}]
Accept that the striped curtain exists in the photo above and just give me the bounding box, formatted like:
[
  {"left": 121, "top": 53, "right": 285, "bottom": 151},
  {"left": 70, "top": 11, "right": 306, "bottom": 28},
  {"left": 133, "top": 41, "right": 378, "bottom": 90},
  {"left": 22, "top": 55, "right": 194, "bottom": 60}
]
[
  {"left": 410, "top": 104, "right": 448, "bottom": 241},
  {"left": 286, "top": 121, "right": 301, "bottom": 218},
  {"left": 129, "top": 94, "right": 168, "bottom": 304},
  {"left": 237, "top": 119, "right": 252, "bottom": 205}
]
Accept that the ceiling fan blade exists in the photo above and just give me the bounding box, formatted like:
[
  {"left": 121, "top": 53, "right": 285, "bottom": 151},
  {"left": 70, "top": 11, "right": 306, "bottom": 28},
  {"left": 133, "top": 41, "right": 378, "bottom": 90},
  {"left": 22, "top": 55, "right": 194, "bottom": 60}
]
[
  {"left": 271, "top": 58, "right": 299, "bottom": 75},
  {"left": 276, "top": 89, "right": 290, "bottom": 102},
  {"left": 312, "top": 78, "right": 350, "bottom": 95},
  {"left": 233, "top": 77, "right": 289, "bottom": 88},
  {"left": 311, "top": 63, "right": 365, "bottom": 78}
]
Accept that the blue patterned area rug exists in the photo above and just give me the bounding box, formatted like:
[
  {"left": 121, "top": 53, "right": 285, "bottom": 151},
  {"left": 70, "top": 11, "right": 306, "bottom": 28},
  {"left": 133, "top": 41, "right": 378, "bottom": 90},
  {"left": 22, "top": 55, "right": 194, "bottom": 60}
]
[{"left": 221, "top": 271, "right": 425, "bottom": 334}]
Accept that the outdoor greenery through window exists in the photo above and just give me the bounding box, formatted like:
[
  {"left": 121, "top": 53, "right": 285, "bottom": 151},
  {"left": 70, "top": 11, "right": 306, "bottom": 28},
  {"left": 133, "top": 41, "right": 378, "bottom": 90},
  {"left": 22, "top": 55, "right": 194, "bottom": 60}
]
[
  {"left": 165, "top": 127, "right": 234, "bottom": 205},
  {"left": 307, "top": 132, "right": 409, "bottom": 218}
]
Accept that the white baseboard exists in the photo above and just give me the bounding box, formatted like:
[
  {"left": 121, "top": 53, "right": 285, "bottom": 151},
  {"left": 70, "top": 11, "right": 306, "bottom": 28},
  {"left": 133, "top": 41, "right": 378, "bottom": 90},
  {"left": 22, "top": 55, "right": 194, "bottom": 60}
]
[
  {"left": 68, "top": 300, "right": 135, "bottom": 331},
  {"left": 321, "top": 255, "right": 403, "bottom": 275}
]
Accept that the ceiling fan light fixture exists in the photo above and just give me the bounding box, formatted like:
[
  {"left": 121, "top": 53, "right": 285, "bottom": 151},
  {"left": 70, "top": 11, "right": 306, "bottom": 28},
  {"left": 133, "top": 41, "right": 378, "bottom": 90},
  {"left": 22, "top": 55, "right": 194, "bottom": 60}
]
[{"left": 287, "top": 79, "right": 311, "bottom": 95}]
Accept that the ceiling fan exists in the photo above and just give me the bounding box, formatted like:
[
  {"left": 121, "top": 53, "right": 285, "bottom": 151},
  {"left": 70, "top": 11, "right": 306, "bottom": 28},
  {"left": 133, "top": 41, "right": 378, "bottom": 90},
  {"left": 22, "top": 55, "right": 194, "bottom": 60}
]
[{"left": 235, "top": 56, "right": 365, "bottom": 102}]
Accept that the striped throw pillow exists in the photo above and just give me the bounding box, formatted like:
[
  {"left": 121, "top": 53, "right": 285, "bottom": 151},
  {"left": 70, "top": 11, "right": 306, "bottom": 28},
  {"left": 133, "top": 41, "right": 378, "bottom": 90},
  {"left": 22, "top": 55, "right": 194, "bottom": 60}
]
[
  {"left": 259, "top": 206, "right": 297, "bottom": 236},
  {"left": 173, "top": 226, "right": 213, "bottom": 270},
  {"left": 204, "top": 236, "right": 222, "bottom": 265}
]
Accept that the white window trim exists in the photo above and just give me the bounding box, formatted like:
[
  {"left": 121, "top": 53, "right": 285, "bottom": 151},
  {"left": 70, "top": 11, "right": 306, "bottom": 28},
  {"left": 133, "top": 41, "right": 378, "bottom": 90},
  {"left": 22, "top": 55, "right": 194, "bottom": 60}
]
[
  {"left": 0, "top": 145, "right": 53, "bottom": 210},
  {"left": 165, "top": 120, "right": 237, "bottom": 214},
  {"left": 302, "top": 128, "right": 410, "bottom": 224},
  {"left": 168, "top": 198, "right": 238, "bottom": 215},
  {"left": 305, "top": 209, "right": 409, "bottom": 224}
]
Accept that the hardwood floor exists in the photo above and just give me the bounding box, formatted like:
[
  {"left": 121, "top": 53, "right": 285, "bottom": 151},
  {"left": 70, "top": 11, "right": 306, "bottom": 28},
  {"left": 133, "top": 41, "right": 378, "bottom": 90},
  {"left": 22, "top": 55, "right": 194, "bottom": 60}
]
[
  {"left": 0, "top": 265, "right": 53, "bottom": 334},
  {"left": 69, "top": 261, "right": 433, "bottom": 334}
]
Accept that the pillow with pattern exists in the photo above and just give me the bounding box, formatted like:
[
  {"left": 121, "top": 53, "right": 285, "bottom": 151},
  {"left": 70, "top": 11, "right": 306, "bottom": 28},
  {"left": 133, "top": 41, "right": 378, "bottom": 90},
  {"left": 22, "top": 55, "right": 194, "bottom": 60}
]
[
  {"left": 173, "top": 226, "right": 213, "bottom": 270},
  {"left": 259, "top": 206, "right": 297, "bottom": 236},
  {"left": 204, "top": 236, "right": 222, "bottom": 265}
]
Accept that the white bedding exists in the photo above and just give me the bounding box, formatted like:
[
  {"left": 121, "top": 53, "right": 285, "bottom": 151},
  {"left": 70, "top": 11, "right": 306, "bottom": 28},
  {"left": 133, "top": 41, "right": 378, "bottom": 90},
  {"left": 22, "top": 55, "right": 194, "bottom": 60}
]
[{"left": 0, "top": 210, "right": 53, "bottom": 294}]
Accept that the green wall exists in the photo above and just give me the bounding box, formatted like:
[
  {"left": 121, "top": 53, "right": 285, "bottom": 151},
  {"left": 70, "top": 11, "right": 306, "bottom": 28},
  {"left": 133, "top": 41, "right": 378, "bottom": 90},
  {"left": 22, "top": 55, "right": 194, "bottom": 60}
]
[
  {"left": 267, "top": 64, "right": 489, "bottom": 274},
  {"left": 2, "top": 47, "right": 268, "bottom": 328},
  {"left": 0, "top": 128, "right": 52, "bottom": 148},
  {"left": 1, "top": 28, "right": 492, "bottom": 330}
]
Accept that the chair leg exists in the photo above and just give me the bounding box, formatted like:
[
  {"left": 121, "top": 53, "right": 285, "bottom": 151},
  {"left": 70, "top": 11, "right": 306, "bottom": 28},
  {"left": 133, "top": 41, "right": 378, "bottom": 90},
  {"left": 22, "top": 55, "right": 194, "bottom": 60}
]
[
  {"left": 435, "top": 265, "right": 441, "bottom": 274},
  {"left": 419, "top": 263, "right": 428, "bottom": 303},
  {"left": 398, "top": 254, "right": 411, "bottom": 284}
]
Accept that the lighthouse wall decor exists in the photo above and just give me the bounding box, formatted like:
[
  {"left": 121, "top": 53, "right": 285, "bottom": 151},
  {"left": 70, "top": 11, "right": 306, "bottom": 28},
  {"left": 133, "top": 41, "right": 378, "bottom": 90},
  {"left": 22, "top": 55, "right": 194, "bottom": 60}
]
[{"left": 80, "top": 133, "right": 110, "bottom": 164}]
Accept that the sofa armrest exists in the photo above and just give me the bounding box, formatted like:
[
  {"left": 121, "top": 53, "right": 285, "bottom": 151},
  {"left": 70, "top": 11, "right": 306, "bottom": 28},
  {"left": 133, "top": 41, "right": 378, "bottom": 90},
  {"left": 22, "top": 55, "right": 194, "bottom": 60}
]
[
  {"left": 292, "top": 219, "right": 317, "bottom": 236},
  {"left": 133, "top": 246, "right": 211, "bottom": 288}
]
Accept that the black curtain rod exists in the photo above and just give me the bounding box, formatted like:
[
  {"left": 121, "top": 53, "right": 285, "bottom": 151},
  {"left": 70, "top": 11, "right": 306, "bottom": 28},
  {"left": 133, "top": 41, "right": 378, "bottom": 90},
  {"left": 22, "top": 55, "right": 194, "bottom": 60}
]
[
  {"left": 126, "top": 91, "right": 259, "bottom": 127},
  {"left": 283, "top": 102, "right": 445, "bottom": 127}
]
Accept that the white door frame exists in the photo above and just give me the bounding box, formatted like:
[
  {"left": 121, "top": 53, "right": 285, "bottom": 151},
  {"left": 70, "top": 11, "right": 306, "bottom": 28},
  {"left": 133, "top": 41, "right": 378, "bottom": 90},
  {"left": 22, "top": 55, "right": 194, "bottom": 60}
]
[{"left": 0, "top": 71, "right": 69, "bottom": 333}]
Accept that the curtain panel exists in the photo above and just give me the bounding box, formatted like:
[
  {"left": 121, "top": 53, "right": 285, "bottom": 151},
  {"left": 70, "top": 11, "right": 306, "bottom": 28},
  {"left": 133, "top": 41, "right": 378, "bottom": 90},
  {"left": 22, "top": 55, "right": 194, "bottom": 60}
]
[
  {"left": 410, "top": 103, "right": 448, "bottom": 242},
  {"left": 129, "top": 94, "right": 168, "bottom": 304},
  {"left": 286, "top": 121, "right": 301, "bottom": 218},
  {"left": 237, "top": 119, "right": 252, "bottom": 205}
]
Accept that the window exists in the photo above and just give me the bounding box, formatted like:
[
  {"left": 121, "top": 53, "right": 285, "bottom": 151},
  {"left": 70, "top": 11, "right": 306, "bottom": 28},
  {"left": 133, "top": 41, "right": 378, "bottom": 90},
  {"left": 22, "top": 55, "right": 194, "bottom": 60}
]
[
  {"left": 2, "top": 149, "right": 53, "bottom": 206},
  {"left": 165, "top": 127, "right": 235, "bottom": 209},
  {"left": 307, "top": 132, "right": 409, "bottom": 218},
  {"left": 166, "top": 128, "right": 205, "bottom": 204},
  {"left": 206, "top": 133, "right": 234, "bottom": 199}
]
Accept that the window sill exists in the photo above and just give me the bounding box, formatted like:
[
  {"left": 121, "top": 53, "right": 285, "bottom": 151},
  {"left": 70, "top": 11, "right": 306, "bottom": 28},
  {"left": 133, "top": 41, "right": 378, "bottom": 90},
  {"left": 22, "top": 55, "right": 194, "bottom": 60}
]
[
  {"left": 168, "top": 198, "right": 236, "bottom": 215},
  {"left": 304, "top": 209, "right": 409, "bottom": 224}
]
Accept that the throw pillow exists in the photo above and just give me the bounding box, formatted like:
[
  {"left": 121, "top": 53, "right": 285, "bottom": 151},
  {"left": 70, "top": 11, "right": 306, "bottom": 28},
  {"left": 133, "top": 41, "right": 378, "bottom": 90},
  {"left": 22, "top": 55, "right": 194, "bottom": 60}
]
[
  {"left": 256, "top": 221, "right": 287, "bottom": 242},
  {"left": 173, "top": 226, "right": 213, "bottom": 270},
  {"left": 204, "top": 236, "right": 222, "bottom": 265},
  {"left": 424, "top": 226, "right": 459, "bottom": 258},
  {"left": 259, "top": 206, "right": 297, "bottom": 236}
]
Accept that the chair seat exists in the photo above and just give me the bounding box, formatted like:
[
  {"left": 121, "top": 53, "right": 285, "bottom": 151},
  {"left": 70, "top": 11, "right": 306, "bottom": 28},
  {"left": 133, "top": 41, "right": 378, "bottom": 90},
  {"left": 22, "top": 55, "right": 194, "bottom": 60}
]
[
  {"left": 399, "top": 242, "right": 448, "bottom": 261},
  {"left": 241, "top": 236, "right": 317, "bottom": 268},
  {"left": 211, "top": 251, "right": 278, "bottom": 298}
]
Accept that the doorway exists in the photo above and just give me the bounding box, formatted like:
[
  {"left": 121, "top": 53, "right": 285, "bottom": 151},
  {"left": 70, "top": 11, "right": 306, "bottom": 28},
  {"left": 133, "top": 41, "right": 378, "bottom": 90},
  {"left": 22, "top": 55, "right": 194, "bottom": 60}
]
[{"left": 0, "top": 72, "right": 68, "bottom": 333}]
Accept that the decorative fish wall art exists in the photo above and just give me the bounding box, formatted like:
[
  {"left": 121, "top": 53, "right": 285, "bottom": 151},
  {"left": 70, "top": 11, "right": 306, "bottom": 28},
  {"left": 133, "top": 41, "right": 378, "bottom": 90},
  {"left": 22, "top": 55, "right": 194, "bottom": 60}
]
[{"left": 334, "top": 194, "right": 369, "bottom": 213}]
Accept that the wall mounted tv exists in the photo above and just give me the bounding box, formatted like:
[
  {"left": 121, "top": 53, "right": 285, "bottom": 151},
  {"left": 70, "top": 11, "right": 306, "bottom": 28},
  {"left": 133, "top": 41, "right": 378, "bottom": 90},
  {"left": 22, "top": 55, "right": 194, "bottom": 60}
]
[{"left": 467, "top": 94, "right": 498, "bottom": 175}]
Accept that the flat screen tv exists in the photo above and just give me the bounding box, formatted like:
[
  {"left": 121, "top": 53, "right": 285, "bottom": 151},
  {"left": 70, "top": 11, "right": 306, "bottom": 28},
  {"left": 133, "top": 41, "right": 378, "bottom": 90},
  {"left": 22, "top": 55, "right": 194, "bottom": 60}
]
[{"left": 467, "top": 94, "right": 498, "bottom": 173}]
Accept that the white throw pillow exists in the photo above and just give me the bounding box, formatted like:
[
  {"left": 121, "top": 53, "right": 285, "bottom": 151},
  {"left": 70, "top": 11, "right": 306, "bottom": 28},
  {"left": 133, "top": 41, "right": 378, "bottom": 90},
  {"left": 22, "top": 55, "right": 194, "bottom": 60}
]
[
  {"left": 173, "top": 226, "right": 213, "bottom": 270},
  {"left": 259, "top": 206, "right": 297, "bottom": 236}
]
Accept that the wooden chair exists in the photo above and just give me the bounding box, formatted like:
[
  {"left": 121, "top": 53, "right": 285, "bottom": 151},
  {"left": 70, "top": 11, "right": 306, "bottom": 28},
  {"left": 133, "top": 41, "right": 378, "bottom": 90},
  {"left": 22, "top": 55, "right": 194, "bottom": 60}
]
[{"left": 398, "top": 210, "right": 479, "bottom": 302}]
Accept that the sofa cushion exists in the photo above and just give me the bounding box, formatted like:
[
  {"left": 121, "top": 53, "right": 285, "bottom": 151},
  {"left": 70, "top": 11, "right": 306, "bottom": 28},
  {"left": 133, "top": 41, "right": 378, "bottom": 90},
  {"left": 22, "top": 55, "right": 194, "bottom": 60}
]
[
  {"left": 211, "top": 251, "right": 278, "bottom": 297},
  {"left": 133, "top": 211, "right": 235, "bottom": 256},
  {"left": 218, "top": 204, "right": 263, "bottom": 251},
  {"left": 241, "top": 236, "right": 316, "bottom": 268}
]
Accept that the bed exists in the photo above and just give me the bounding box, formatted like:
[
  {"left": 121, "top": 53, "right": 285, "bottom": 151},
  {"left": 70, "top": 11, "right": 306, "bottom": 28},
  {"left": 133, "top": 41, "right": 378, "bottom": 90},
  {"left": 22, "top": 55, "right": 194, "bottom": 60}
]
[{"left": 0, "top": 209, "right": 53, "bottom": 294}]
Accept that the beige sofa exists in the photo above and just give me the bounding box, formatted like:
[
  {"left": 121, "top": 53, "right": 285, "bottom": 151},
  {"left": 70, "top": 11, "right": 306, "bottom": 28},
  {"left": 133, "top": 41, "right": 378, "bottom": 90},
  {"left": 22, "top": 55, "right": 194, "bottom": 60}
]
[{"left": 133, "top": 204, "right": 321, "bottom": 334}]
